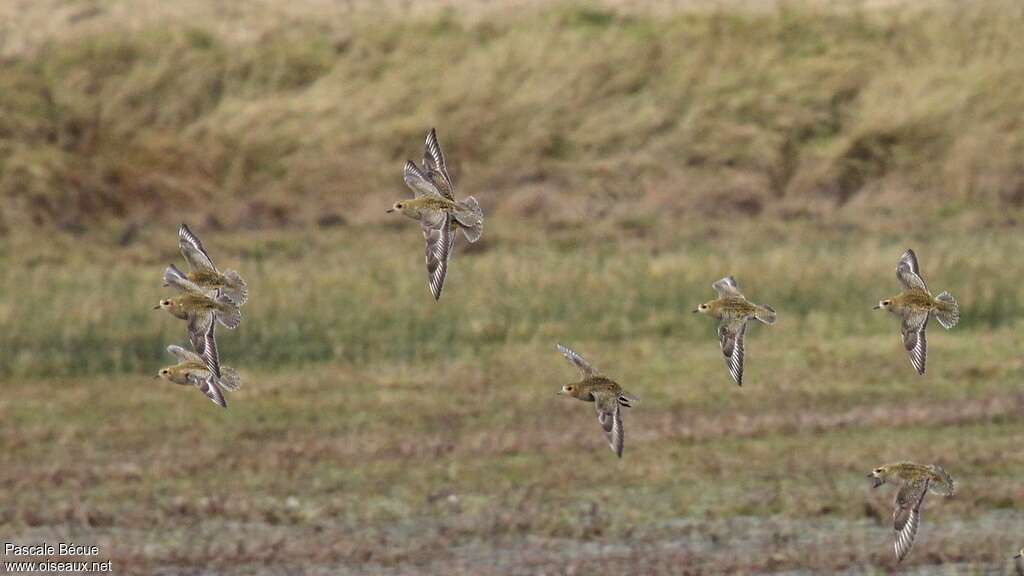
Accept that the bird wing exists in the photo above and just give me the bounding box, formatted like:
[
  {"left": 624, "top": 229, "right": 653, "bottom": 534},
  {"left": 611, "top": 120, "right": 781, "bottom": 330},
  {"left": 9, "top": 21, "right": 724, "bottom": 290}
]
[
  {"left": 199, "top": 320, "right": 221, "bottom": 379},
  {"left": 712, "top": 276, "right": 742, "bottom": 297},
  {"left": 404, "top": 160, "right": 443, "bottom": 199},
  {"left": 718, "top": 319, "right": 747, "bottom": 386},
  {"left": 556, "top": 344, "right": 599, "bottom": 378},
  {"left": 167, "top": 344, "right": 203, "bottom": 364},
  {"left": 423, "top": 128, "right": 455, "bottom": 200},
  {"left": 901, "top": 310, "right": 929, "bottom": 375},
  {"left": 593, "top": 393, "right": 624, "bottom": 458},
  {"left": 187, "top": 311, "right": 214, "bottom": 355},
  {"left": 187, "top": 373, "right": 226, "bottom": 408},
  {"left": 179, "top": 223, "right": 218, "bottom": 273},
  {"left": 893, "top": 479, "right": 930, "bottom": 563},
  {"left": 422, "top": 213, "right": 454, "bottom": 300},
  {"left": 896, "top": 249, "right": 928, "bottom": 292},
  {"left": 163, "top": 265, "right": 211, "bottom": 296}
]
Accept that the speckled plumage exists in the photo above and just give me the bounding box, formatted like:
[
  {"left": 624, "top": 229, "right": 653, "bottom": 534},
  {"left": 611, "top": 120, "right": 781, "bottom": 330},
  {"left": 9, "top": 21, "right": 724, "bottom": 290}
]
[
  {"left": 157, "top": 268, "right": 242, "bottom": 354},
  {"left": 421, "top": 128, "right": 484, "bottom": 243},
  {"left": 874, "top": 249, "right": 959, "bottom": 375},
  {"left": 170, "top": 223, "right": 248, "bottom": 306},
  {"left": 693, "top": 276, "right": 776, "bottom": 386},
  {"left": 555, "top": 344, "right": 637, "bottom": 458},
  {"left": 867, "top": 462, "right": 955, "bottom": 563},
  {"left": 388, "top": 129, "right": 483, "bottom": 300},
  {"left": 156, "top": 322, "right": 242, "bottom": 408}
]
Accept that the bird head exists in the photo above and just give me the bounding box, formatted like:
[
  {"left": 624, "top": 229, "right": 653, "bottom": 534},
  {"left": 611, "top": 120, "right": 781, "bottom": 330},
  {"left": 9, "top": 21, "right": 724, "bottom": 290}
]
[
  {"left": 156, "top": 367, "right": 172, "bottom": 381},
  {"left": 692, "top": 302, "right": 712, "bottom": 315},
  {"left": 386, "top": 201, "right": 418, "bottom": 219},
  {"left": 867, "top": 465, "right": 892, "bottom": 488},
  {"left": 558, "top": 383, "right": 584, "bottom": 399},
  {"left": 873, "top": 299, "right": 892, "bottom": 311},
  {"left": 1015, "top": 547, "right": 1024, "bottom": 559}
]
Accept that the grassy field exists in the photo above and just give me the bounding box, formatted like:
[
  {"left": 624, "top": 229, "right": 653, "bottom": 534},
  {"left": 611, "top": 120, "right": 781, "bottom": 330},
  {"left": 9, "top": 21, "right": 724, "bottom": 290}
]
[
  {"left": 3, "top": 223, "right": 1024, "bottom": 574},
  {"left": 3, "top": 0, "right": 1024, "bottom": 574}
]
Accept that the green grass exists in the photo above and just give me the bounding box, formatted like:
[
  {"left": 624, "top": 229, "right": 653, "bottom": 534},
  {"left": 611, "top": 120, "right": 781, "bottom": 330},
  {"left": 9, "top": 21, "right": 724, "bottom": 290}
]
[{"left": 2, "top": 223, "right": 1021, "bottom": 379}]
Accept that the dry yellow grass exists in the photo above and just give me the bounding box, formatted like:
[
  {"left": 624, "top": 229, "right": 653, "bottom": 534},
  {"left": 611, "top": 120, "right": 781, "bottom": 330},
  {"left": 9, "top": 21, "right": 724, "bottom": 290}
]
[{"left": 1, "top": 0, "right": 1023, "bottom": 235}]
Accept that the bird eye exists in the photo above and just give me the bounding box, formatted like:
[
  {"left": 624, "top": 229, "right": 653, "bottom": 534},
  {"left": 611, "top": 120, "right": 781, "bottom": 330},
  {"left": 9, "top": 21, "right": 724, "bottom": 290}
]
[{"left": 396, "top": 203, "right": 403, "bottom": 209}]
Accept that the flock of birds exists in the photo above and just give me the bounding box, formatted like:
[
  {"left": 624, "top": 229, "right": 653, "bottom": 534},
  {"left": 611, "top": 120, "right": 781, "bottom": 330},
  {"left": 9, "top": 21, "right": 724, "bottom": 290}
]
[
  {"left": 154, "top": 224, "right": 247, "bottom": 408},
  {"left": 146, "top": 128, "right": 1019, "bottom": 568}
]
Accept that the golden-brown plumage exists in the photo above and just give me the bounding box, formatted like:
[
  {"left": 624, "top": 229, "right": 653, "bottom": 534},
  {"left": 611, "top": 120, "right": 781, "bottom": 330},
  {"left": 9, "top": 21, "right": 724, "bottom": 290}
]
[
  {"left": 387, "top": 130, "right": 483, "bottom": 300},
  {"left": 867, "top": 462, "right": 955, "bottom": 563},
  {"left": 555, "top": 344, "right": 637, "bottom": 458},
  {"left": 693, "top": 276, "right": 776, "bottom": 386},
  {"left": 163, "top": 224, "right": 248, "bottom": 307},
  {"left": 874, "top": 249, "right": 959, "bottom": 375}
]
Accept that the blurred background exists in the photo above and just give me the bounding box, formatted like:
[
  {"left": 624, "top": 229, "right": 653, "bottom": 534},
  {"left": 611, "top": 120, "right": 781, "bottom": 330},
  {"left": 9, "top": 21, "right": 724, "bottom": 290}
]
[{"left": 2, "top": 0, "right": 1023, "bottom": 573}]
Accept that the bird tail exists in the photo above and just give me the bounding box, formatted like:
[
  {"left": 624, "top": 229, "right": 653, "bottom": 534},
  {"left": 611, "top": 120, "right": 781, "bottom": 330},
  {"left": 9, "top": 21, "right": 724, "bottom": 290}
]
[
  {"left": 214, "top": 291, "right": 242, "bottom": 329},
  {"left": 163, "top": 263, "right": 188, "bottom": 287},
  {"left": 934, "top": 291, "right": 959, "bottom": 329},
  {"left": 456, "top": 196, "right": 483, "bottom": 243},
  {"left": 617, "top": 392, "right": 639, "bottom": 408},
  {"left": 754, "top": 304, "right": 777, "bottom": 325},
  {"left": 927, "top": 465, "right": 955, "bottom": 496},
  {"left": 224, "top": 269, "right": 248, "bottom": 306},
  {"left": 218, "top": 366, "right": 243, "bottom": 391}
]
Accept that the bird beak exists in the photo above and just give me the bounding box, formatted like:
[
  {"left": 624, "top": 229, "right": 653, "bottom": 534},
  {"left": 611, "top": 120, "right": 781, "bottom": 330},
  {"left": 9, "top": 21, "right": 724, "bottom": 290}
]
[
  {"left": 872, "top": 304, "right": 881, "bottom": 310},
  {"left": 152, "top": 374, "right": 160, "bottom": 379},
  {"left": 867, "top": 474, "right": 883, "bottom": 488},
  {"left": 1015, "top": 553, "right": 1022, "bottom": 559},
  {"left": 691, "top": 308, "right": 699, "bottom": 313},
  {"left": 385, "top": 208, "right": 394, "bottom": 213},
  {"left": 152, "top": 304, "right": 161, "bottom": 310}
]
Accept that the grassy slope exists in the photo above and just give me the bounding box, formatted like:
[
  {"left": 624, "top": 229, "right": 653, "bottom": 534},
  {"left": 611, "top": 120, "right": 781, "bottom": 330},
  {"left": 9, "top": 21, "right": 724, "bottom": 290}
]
[{"left": 1, "top": 1, "right": 1024, "bottom": 234}]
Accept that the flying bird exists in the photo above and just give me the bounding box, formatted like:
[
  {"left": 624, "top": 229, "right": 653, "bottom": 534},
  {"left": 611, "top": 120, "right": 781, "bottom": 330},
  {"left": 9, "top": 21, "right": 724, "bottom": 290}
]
[
  {"left": 155, "top": 322, "right": 242, "bottom": 408},
  {"left": 873, "top": 249, "right": 959, "bottom": 375},
  {"left": 157, "top": 266, "right": 241, "bottom": 354},
  {"left": 555, "top": 344, "right": 637, "bottom": 458},
  {"left": 167, "top": 223, "right": 248, "bottom": 306},
  {"left": 867, "top": 462, "right": 955, "bottom": 562},
  {"left": 387, "top": 128, "right": 483, "bottom": 300},
  {"left": 693, "top": 276, "right": 776, "bottom": 386},
  {"left": 421, "top": 128, "right": 484, "bottom": 243}
]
